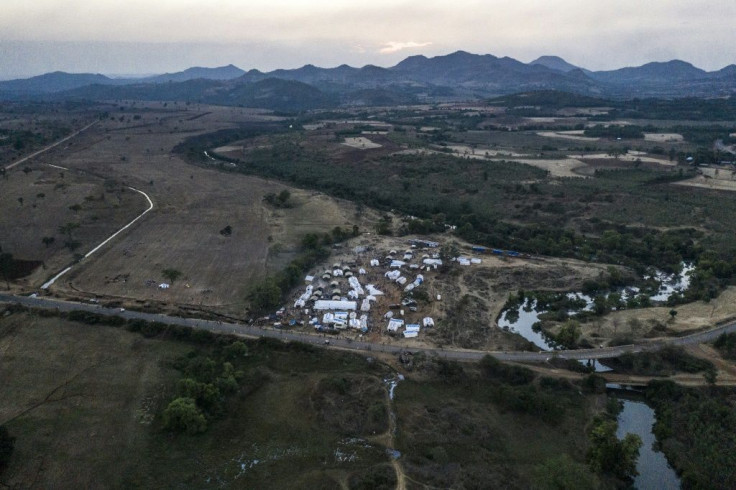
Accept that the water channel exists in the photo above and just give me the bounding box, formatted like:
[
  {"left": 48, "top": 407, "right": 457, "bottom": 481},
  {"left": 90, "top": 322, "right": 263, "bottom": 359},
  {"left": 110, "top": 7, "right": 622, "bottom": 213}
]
[{"left": 611, "top": 387, "right": 681, "bottom": 489}]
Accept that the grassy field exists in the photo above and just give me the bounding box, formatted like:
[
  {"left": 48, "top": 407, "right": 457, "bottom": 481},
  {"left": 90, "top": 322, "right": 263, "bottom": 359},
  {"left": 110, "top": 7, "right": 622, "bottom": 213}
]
[
  {"left": 0, "top": 309, "right": 397, "bottom": 488},
  {"left": 393, "top": 359, "right": 602, "bottom": 489},
  {"left": 1, "top": 308, "right": 634, "bottom": 489},
  {"left": 0, "top": 158, "right": 145, "bottom": 289},
  {"left": 0, "top": 103, "right": 376, "bottom": 315}
]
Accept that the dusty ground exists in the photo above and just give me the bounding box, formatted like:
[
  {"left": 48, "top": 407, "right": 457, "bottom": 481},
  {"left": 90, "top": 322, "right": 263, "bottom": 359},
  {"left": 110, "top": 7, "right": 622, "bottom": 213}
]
[
  {"left": 675, "top": 174, "right": 736, "bottom": 192},
  {"left": 509, "top": 157, "right": 587, "bottom": 177},
  {"left": 644, "top": 132, "right": 684, "bottom": 142},
  {"left": 275, "top": 231, "right": 614, "bottom": 351},
  {"left": 342, "top": 136, "right": 382, "bottom": 149},
  {"left": 579, "top": 286, "right": 736, "bottom": 341},
  {"left": 537, "top": 130, "right": 599, "bottom": 141}
]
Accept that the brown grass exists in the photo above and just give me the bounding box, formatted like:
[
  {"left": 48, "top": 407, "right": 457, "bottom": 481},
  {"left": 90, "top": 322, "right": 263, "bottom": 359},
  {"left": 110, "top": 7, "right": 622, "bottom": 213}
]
[{"left": 0, "top": 311, "right": 187, "bottom": 488}]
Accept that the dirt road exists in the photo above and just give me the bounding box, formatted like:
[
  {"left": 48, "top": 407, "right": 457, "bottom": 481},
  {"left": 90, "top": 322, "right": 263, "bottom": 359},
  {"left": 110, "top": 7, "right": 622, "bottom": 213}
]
[{"left": 3, "top": 120, "right": 98, "bottom": 171}]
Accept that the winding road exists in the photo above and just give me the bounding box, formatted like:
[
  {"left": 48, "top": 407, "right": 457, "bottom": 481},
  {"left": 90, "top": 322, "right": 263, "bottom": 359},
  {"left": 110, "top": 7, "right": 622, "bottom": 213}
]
[
  {"left": 40, "top": 186, "right": 154, "bottom": 289},
  {"left": 2, "top": 293, "right": 735, "bottom": 363}
]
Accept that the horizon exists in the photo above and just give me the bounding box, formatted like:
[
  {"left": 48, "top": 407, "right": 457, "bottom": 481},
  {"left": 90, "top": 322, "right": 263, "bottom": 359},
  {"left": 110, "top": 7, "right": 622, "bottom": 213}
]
[
  {"left": 1, "top": 1, "right": 735, "bottom": 80},
  {"left": 2, "top": 49, "right": 734, "bottom": 82}
]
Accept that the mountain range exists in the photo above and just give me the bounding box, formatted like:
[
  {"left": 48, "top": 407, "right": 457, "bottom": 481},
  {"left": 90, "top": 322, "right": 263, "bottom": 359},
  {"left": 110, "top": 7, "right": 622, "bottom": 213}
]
[{"left": 1, "top": 51, "right": 734, "bottom": 110}]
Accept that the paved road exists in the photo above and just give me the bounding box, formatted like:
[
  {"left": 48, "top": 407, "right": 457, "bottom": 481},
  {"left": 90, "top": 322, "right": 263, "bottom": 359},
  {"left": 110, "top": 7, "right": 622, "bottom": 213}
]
[
  {"left": 2, "top": 293, "right": 736, "bottom": 362},
  {"left": 3, "top": 120, "right": 98, "bottom": 171},
  {"left": 41, "top": 186, "right": 154, "bottom": 289}
]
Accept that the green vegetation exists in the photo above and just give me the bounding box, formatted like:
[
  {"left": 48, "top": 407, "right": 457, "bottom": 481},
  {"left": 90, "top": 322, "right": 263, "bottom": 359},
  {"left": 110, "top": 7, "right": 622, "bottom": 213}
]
[
  {"left": 606, "top": 346, "right": 715, "bottom": 376},
  {"left": 178, "top": 125, "right": 736, "bottom": 302},
  {"left": 0, "top": 425, "right": 15, "bottom": 475},
  {"left": 586, "top": 416, "right": 641, "bottom": 481},
  {"left": 646, "top": 381, "right": 736, "bottom": 489},
  {"left": 161, "top": 268, "right": 182, "bottom": 284},
  {"left": 714, "top": 332, "right": 736, "bottom": 360},
  {"left": 263, "top": 189, "right": 292, "bottom": 208},
  {"left": 394, "top": 355, "right": 603, "bottom": 488},
  {"left": 247, "top": 228, "right": 364, "bottom": 313}
]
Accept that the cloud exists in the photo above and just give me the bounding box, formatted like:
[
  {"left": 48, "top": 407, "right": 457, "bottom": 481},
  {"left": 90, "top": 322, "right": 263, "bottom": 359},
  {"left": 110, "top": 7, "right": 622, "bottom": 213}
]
[{"left": 379, "top": 41, "right": 432, "bottom": 54}]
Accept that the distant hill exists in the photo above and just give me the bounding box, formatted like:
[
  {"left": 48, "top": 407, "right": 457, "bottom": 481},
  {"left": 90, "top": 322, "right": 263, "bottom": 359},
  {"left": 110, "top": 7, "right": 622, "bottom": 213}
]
[
  {"left": 61, "top": 77, "right": 335, "bottom": 112},
  {"left": 529, "top": 56, "right": 581, "bottom": 73},
  {"left": 3, "top": 51, "right": 736, "bottom": 106},
  {"left": 141, "top": 65, "right": 245, "bottom": 84},
  {"left": 589, "top": 60, "right": 707, "bottom": 84},
  {"left": 208, "top": 78, "right": 336, "bottom": 111},
  {"left": 0, "top": 71, "right": 115, "bottom": 94}
]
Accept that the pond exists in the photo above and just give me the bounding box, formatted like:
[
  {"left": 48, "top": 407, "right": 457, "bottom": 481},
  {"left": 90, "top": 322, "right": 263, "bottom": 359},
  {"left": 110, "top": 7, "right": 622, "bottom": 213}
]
[
  {"left": 614, "top": 393, "right": 681, "bottom": 489},
  {"left": 497, "top": 299, "right": 555, "bottom": 350},
  {"left": 497, "top": 263, "right": 694, "bottom": 350}
]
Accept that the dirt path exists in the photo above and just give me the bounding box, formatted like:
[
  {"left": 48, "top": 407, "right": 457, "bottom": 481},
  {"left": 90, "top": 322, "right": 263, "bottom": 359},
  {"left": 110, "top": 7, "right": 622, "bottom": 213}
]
[
  {"left": 41, "top": 186, "right": 154, "bottom": 289},
  {"left": 3, "top": 120, "right": 98, "bottom": 171}
]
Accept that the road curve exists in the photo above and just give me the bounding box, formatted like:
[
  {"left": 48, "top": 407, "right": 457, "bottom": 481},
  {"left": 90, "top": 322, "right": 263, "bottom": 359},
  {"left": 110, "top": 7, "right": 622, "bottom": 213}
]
[
  {"left": 41, "top": 186, "right": 154, "bottom": 289},
  {"left": 2, "top": 293, "right": 736, "bottom": 362},
  {"left": 3, "top": 120, "right": 98, "bottom": 171}
]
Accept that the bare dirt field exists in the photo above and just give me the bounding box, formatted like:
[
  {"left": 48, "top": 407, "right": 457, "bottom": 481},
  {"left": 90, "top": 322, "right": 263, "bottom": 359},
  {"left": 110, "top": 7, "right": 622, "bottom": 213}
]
[
  {"left": 537, "top": 130, "right": 599, "bottom": 142},
  {"left": 675, "top": 167, "right": 736, "bottom": 192},
  {"left": 580, "top": 287, "right": 736, "bottom": 340},
  {"left": 675, "top": 175, "right": 736, "bottom": 192},
  {"left": 508, "top": 158, "right": 587, "bottom": 177},
  {"left": 62, "top": 106, "right": 375, "bottom": 313},
  {"left": 342, "top": 136, "right": 382, "bottom": 149},
  {"left": 572, "top": 151, "right": 674, "bottom": 166},
  {"left": 644, "top": 132, "right": 684, "bottom": 142}
]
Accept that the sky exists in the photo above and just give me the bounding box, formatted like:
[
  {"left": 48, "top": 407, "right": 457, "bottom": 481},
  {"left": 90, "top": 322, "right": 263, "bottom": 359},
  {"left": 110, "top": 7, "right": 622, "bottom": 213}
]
[{"left": 1, "top": 0, "right": 735, "bottom": 80}]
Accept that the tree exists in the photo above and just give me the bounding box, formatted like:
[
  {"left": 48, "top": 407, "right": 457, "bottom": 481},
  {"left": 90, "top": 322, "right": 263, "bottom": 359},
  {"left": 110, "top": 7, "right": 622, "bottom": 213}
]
[
  {"left": 668, "top": 309, "right": 678, "bottom": 322},
  {"left": 533, "top": 454, "right": 598, "bottom": 490},
  {"left": 17, "top": 197, "right": 23, "bottom": 206},
  {"left": 161, "top": 268, "right": 182, "bottom": 284},
  {"left": 555, "top": 319, "right": 581, "bottom": 348},
  {"left": 162, "top": 397, "right": 207, "bottom": 434},
  {"left": 587, "top": 417, "right": 641, "bottom": 480},
  {"left": 42, "top": 236, "right": 55, "bottom": 248},
  {"left": 0, "top": 425, "right": 15, "bottom": 474},
  {"left": 248, "top": 278, "right": 282, "bottom": 311},
  {"left": 0, "top": 250, "right": 13, "bottom": 289},
  {"left": 58, "top": 222, "right": 80, "bottom": 241}
]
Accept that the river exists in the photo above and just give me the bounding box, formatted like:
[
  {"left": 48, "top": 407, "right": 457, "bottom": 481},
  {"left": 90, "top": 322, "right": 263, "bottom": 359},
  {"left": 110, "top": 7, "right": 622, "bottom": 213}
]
[{"left": 614, "top": 392, "right": 681, "bottom": 489}]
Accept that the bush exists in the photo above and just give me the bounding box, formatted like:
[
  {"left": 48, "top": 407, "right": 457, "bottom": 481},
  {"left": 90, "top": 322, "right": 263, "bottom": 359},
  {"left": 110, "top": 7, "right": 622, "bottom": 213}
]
[
  {"left": 479, "top": 355, "right": 535, "bottom": 385},
  {"left": 714, "top": 332, "right": 736, "bottom": 360},
  {"left": 162, "top": 397, "right": 207, "bottom": 434},
  {"left": 0, "top": 425, "right": 15, "bottom": 473}
]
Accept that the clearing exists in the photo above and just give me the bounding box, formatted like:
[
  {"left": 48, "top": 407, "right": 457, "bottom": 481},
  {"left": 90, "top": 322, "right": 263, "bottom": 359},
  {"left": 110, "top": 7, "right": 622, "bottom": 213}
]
[{"left": 342, "top": 137, "right": 382, "bottom": 149}]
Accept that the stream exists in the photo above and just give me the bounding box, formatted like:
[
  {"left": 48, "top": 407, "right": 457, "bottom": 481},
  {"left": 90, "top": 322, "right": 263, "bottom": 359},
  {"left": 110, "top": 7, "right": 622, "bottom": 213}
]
[{"left": 611, "top": 387, "right": 681, "bottom": 489}]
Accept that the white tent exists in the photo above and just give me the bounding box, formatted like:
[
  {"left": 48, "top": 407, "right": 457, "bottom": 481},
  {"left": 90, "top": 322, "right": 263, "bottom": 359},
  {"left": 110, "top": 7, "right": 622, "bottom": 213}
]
[
  {"left": 314, "top": 300, "right": 357, "bottom": 311},
  {"left": 387, "top": 318, "right": 404, "bottom": 332}
]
